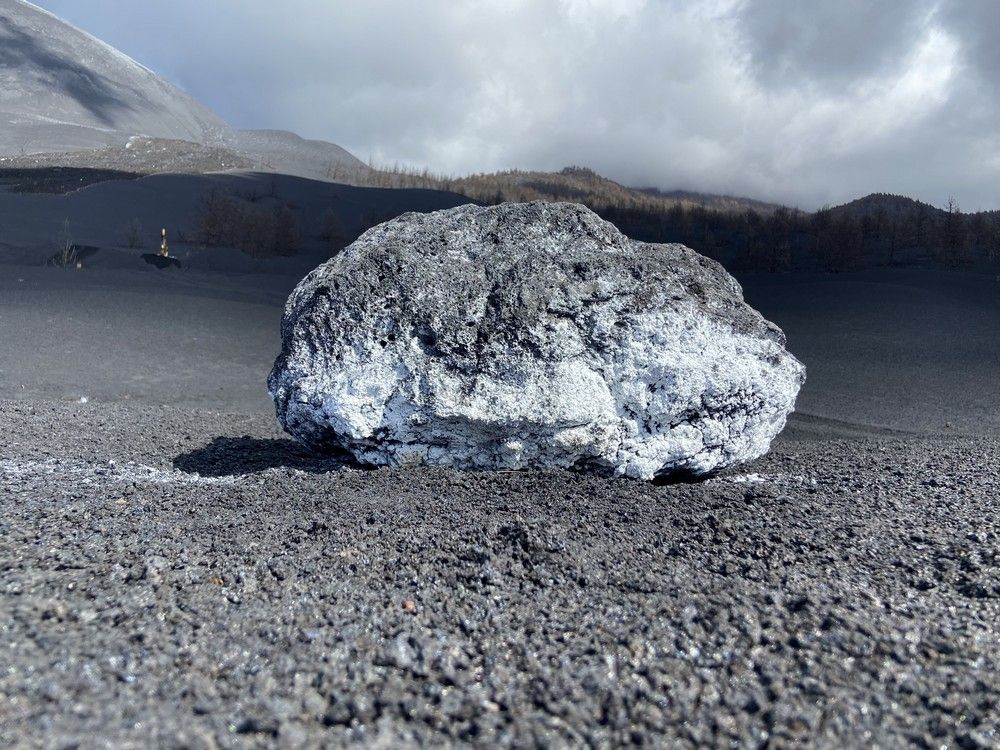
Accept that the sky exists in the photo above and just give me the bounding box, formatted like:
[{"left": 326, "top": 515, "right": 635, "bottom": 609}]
[{"left": 30, "top": 0, "right": 1000, "bottom": 210}]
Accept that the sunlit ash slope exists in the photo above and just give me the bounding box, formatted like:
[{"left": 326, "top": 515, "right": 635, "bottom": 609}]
[
  {"left": 0, "top": 0, "right": 369, "bottom": 180},
  {"left": 0, "top": 0, "right": 229, "bottom": 153}
]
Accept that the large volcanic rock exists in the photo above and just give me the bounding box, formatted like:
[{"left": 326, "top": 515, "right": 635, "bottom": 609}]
[{"left": 268, "top": 202, "right": 805, "bottom": 479}]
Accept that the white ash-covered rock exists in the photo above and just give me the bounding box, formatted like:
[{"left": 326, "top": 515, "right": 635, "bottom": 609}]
[{"left": 268, "top": 202, "right": 805, "bottom": 480}]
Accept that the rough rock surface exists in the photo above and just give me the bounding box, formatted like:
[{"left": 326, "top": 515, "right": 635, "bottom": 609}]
[{"left": 269, "top": 202, "right": 805, "bottom": 479}]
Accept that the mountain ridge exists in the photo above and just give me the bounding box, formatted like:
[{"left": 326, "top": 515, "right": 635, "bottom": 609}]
[{"left": 3, "top": 1, "right": 993, "bottom": 223}]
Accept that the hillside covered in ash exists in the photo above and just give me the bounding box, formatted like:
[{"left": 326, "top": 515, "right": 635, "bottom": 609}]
[{"left": 0, "top": 0, "right": 365, "bottom": 183}]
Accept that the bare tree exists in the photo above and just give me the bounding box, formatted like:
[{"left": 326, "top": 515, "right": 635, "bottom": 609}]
[
  {"left": 193, "top": 188, "right": 299, "bottom": 258},
  {"left": 48, "top": 218, "right": 79, "bottom": 268},
  {"left": 940, "top": 197, "right": 969, "bottom": 266},
  {"left": 123, "top": 218, "right": 144, "bottom": 249}
]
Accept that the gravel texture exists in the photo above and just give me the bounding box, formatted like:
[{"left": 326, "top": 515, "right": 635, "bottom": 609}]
[
  {"left": 2, "top": 399, "right": 998, "bottom": 748},
  {"left": 1, "top": 139, "right": 253, "bottom": 180}
]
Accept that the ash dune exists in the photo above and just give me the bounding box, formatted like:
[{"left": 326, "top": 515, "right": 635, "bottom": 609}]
[
  {"left": 742, "top": 270, "right": 1000, "bottom": 436},
  {"left": 0, "top": 170, "right": 468, "bottom": 277},
  {"left": 3, "top": 255, "right": 997, "bottom": 441}
]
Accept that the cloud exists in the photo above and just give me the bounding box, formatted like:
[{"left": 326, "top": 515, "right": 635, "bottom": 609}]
[
  {"left": 735, "top": 0, "right": 938, "bottom": 88},
  {"left": 29, "top": 0, "right": 1000, "bottom": 209}
]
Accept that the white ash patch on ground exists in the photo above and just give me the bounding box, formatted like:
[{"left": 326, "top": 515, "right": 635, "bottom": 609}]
[{"left": 0, "top": 457, "right": 245, "bottom": 487}]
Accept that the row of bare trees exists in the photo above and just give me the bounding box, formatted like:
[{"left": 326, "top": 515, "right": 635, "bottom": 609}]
[
  {"left": 336, "top": 163, "right": 1000, "bottom": 272},
  {"left": 600, "top": 197, "right": 1000, "bottom": 272},
  {"left": 152, "top": 175, "right": 1000, "bottom": 271}
]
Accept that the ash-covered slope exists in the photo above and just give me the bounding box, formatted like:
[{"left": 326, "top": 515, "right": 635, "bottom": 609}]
[
  {"left": 0, "top": 0, "right": 231, "bottom": 154},
  {"left": 0, "top": 1, "right": 369, "bottom": 183},
  {"left": 224, "top": 129, "right": 368, "bottom": 180}
]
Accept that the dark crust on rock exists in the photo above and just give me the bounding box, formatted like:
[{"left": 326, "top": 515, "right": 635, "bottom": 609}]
[{"left": 275, "top": 203, "right": 780, "bottom": 379}]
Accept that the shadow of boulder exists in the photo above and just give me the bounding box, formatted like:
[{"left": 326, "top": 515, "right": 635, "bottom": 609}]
[
  {"left": 142, "top": 253, "right": 182, "bottom": 269},
  {"left": 173, "top": 436, "right": 350, "bottom": 478}
]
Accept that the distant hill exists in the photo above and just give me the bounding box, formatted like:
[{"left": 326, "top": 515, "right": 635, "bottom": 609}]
[
  {"left": 827, "top": 192, "right": 941, "bottom": 221},
  {"left": 354, "top": 177, "right": 1000, "bottom": 272},
  {"left": 349, "top": 165, "right": 783, "bottom": 217},
  {"left": 637, "top": 186, "right": 781, "bottom": 215},
  {"left": 811, "top": 192, "right": 1000, "bottom": 270},
  {"left": 671, "top": 192, "right": 1000, "bottom": 272},
  {"left": 223, "top": 129, "right": 368, "bottom": 181}
]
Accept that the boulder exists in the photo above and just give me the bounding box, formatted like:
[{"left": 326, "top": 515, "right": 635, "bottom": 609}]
[{"left": 268, "top": 202, "right": 805, "bottom": 480}]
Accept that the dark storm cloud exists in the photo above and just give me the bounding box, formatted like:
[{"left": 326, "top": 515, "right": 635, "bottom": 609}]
[
  {"left": 735, "top": 0, "right": 938, "bottom": 88},
  {"left": 29, "top": 0, "right": 1000, "bottom": 209},
  {"left": 938, "top": 0, "right": 1000, "bottom": 93}
]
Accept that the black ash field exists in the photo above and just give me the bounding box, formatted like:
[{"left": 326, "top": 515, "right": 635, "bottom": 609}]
[{"left": 1, "top": 263, "right": 999, "bottom": 747}]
